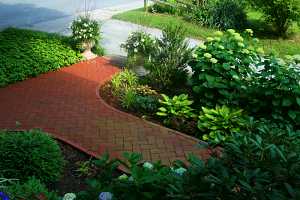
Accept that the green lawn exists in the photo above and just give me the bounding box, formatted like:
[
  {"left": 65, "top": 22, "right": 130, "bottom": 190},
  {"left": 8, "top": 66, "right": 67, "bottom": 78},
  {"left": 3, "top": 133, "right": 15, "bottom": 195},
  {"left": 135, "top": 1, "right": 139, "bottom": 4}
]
[{"left": 113, "top": 8, "right": 300, "bottom": 56}]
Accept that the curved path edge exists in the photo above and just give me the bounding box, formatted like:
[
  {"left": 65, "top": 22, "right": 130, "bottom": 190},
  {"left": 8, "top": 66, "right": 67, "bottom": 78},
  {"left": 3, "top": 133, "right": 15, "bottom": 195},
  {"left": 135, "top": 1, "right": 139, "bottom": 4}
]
[{"left": 0, "top": 57, "right": 210, "bottom": 167}]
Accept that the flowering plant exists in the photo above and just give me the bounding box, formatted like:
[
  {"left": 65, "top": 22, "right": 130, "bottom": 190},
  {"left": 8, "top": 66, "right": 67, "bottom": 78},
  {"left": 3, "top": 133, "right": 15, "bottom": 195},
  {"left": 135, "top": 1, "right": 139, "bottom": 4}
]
[
  {"left": 71, "top": 16, "right": 100, "bottom": 48},
  {"left": 190, "top": 29, "right": 261, "bottom": 107},
  {"left": 121, "top": 31, "right": 156, "bottom": 59}
]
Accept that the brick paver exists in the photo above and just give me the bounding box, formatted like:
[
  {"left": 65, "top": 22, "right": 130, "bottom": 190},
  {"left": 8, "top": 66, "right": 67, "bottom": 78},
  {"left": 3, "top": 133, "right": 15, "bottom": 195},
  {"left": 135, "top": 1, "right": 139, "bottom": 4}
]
[{"left": 0, "top": 57, "right": 210, "bottom": 165}]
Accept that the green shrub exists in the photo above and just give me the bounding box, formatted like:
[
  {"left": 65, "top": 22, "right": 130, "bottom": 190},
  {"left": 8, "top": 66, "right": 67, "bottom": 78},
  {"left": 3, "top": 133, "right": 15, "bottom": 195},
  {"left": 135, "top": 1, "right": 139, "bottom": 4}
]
[
  {"left": 190, "top": 29, "right": 300, "bottom": 125},
  {"left": 190, "top": 29, "right": 260, "bottom": 107},
  {"left": 111, "top": 69, "right": 139, "bottom": 98},
  {"left": 248, "top": 0, "right": 300, "bottom": 35},
  {"left": 131, "top": 95, "right": 159, "bottom": 114},
  {"left": 120, "top": 87, "right": 137, "bottom": 109},
  {"left": 0, "top": 28, "right": 82, "bottom": 87},
  {"left": 78, "top": 125, "right": 300, "bottom": 200},
  {"left": 209, "top": 0, "right": 247, "bottom": 30},
  {"left": 4, "top": 177, "right": 59, "bottom": 200},
  {"left": 0, "top": 129, "right": 65, "bottom": 183},
  {"left": 197, "top": 105, "right": 247, "bottom": 143},
  {"left": 150, "top": 1, "right": 177, "bottom": 14},
  {"left": 121, "top": 31, "right": 155, "bottom": 60},
  {"left": 157, "top": 94, "right": 196, "bottom": 125},
  {"left": 91, "top": 43, "right": 105, "bottom": 56},
  {"left": 145, "top": 24, "right": 193, "bottom": 90}
]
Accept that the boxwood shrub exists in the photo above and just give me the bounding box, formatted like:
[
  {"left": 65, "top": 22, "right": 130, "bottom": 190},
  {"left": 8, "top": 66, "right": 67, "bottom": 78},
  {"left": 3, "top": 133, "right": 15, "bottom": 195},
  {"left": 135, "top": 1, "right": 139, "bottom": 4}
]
[
  {"left": 0, "top": 129, "right": 65, "bottom": 184},
  {"left": 0, "top": 28, "right": 83, "bottom": 87}
]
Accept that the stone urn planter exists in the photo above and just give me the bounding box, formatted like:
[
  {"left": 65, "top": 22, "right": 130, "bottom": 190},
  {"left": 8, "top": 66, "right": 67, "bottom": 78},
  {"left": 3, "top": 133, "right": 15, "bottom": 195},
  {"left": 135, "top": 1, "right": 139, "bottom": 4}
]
[{"left": 81, "top": 40, "right": 97, "bottom": 60}]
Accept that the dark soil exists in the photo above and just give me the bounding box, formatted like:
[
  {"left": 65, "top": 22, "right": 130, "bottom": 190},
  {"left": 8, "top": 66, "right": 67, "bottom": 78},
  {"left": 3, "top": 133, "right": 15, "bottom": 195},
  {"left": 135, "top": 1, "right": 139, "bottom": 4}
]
[
  {"left": 99, "top": 82, "right": 198, "bottom": 136},
  {"left": 48, "top": 141, "right": 92, "bottom": 196}
]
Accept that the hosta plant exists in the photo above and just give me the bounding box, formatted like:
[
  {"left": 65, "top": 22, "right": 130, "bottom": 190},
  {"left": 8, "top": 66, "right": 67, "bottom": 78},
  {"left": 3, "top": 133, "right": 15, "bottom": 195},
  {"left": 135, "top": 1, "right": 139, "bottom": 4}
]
[
  {"left": 157, "top": 94, "right": 196, "bottom": 125},
  {"left": 197, "top": 105, "right": 247, "bottom": 144}
]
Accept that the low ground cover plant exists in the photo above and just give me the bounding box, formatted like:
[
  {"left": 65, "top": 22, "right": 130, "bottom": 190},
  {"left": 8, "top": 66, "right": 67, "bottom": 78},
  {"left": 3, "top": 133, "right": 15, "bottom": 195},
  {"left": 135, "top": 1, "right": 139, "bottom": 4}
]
[
  {"left": 0, "top": 129, "right": 65, "bottom": 184},
  {"left": 0, "top": 28, "right": 82, "bottom": 87}
]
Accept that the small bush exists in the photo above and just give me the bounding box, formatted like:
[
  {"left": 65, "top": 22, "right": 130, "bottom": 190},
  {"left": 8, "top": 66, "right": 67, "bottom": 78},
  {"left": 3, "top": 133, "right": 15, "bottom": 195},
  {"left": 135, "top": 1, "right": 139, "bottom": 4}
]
[
  {"left": 111, "top": 69, "right": 139, "bottom": 98},
  {"left": 4, "top": 177, "right": 59, "bottom": 200},
  {"left": 150, "top": 2, "right": 177, "bottom": 14},
  {"left": 0, "top": 129, "right": 65, "bottom": 183},
  {"left": 121, "top": 31, "right": 156, "bottom": 65},
  {"left": 0, "top": 28, "right": 82, "bottom": 87},
  {"left": 132, "top": 95, "right": 159, "bottom": 114},
  {"left": 248, "top": 0, "right": 300, "bottom": 35},
  {"left": 209, "top": 0, "right": 247, "bottom": 30}
]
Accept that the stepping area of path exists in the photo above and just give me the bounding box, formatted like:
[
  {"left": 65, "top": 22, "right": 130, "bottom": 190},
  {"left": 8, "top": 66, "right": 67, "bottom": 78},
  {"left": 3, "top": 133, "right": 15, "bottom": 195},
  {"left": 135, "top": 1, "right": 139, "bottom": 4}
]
[{"left": 0, "top": 57, "right": 210, "bottom": 165}]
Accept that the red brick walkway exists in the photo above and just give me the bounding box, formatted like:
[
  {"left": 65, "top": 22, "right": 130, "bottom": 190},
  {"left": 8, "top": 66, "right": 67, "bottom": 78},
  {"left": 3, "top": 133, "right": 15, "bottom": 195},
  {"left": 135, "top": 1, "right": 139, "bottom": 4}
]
[{"left": 0, "top": 57, "right": 209, "bottom": 165}]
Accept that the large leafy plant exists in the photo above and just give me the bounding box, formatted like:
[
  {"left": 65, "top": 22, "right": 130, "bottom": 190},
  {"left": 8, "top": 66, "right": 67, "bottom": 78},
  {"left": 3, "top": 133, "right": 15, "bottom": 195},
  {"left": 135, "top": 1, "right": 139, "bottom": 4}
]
[
  {"left": 190, "top": 29, "right": 260, "bottom": 107},
  {"left": 157, "top": 94, "right": 196, "bottom": 125},
  {"left": 190, "top": 29, "right": 300, "bottom": 126},
  {"left": 197, "top": 105, "right": 247, "bottom": 143},
  {"left": 79, "top": 122, "right": 300, "bottom": 199}
]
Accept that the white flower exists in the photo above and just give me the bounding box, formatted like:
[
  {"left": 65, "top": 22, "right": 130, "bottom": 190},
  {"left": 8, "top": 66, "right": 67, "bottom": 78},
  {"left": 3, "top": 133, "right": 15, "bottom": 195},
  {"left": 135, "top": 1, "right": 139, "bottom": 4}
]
[
  {"left": 133, "top": 42, "right": 139, "bottom": 47},
  {"left": 134, "top": 48, "right": 138, "bottom": 53},
  {"left": 245, "top": 29, "right": 254, "bottom": 36},
  {"left": 210, "top": 58, "right": 218, "bottom": 64},
  {"left": 63, "top": 193, "right": 76, "bottom": 200},
  {"left": 174, "top": 167, "right": 187, "bottom": 176},
  {"left": 99, "top": 192, "right": 113, "bottom": 200},
  {"left": 227, "top": 29, "right": 236, "bottom": 34},
  {"left": 118, "top": 174, "right": 128, "bottom": 181},
  {"left": 238, "top": 42, "right": 245, "bottom": 48},
  {"left": 204, "top": 53, "right": 212, "bottom": 59},
  {"left": 141, "top": 39, "right": 145, "bottom": 42},
  {"left": 143, "top": 162, "right": 154, "bottom": 170},
  {"left": 84, "top": 23, "right": 88, "bottom": 27},
  {"left": 192, "top": 53, "right": 198, "bottom": 58},
  {"left": 199, "top": 44, "right": 207, "bottom": 50},
  {"left": 214, "top": 31, "right": 223, "bottom": 37},
  {"left": 206, "top": 37, "right": 214, "bottom": 42}
]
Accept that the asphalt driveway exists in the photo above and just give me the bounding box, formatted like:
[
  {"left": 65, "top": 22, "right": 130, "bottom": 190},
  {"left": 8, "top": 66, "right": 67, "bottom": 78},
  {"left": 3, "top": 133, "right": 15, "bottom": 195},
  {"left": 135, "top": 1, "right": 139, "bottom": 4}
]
[{"left": 0, "top": 0, "right": 141, "bottom": 29}]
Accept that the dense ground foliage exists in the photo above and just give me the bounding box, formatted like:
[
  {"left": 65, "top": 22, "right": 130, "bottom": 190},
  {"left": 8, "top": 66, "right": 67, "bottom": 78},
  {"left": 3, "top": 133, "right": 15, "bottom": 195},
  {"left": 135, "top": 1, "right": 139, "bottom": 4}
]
[
  {"left": 78, "top": 120, "right": 300, "bottom": 199},
  {"left": 0, "top": 28, "right": 83, "bottom": 87},
  {"left": 0, "top": 129, "right": 65, "bottom": 184}
]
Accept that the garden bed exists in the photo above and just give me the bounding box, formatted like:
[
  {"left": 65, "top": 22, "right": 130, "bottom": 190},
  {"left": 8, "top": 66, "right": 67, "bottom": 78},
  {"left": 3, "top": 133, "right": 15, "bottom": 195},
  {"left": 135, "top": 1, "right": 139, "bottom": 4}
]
[
  {"left": 99, "top": 81, "right": 198, "bottom": 137},
  {"left": 49, "top": 141, "right": 91, "bottom": 196}
]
